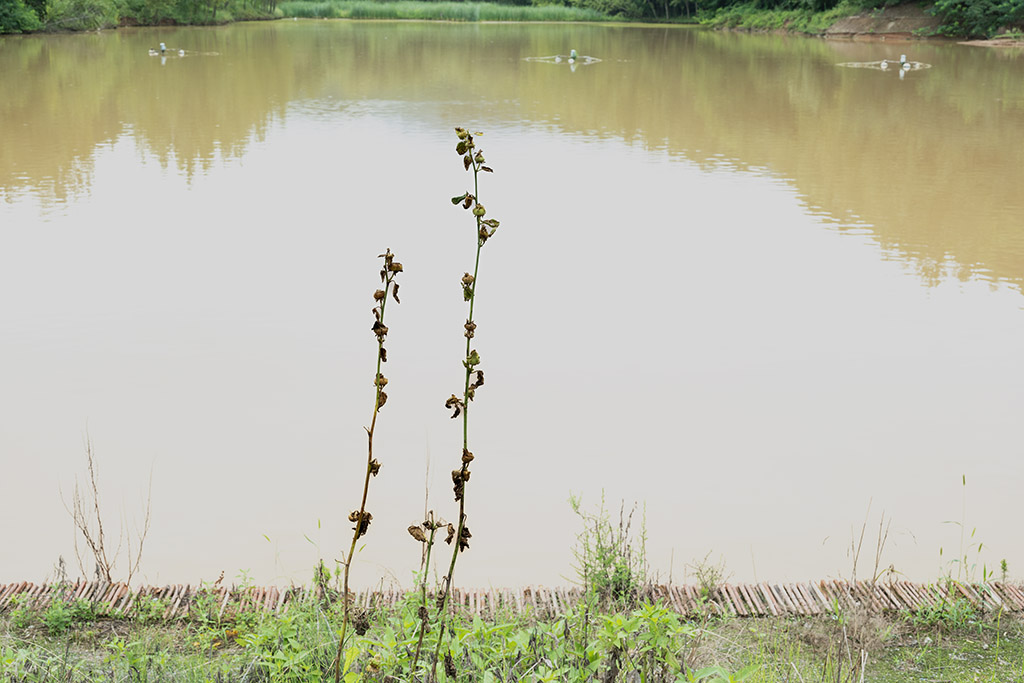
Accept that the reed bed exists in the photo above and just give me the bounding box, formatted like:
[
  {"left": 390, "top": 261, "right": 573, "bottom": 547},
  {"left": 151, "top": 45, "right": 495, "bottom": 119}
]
[{"left": 278, "top": 0, "right": 610, "bottom": 21}]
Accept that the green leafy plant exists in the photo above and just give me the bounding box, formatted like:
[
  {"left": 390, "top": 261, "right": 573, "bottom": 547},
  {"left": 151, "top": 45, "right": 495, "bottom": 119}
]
[
  {"left": 42, "top": 601, "right": 73, "bottom": 636},
  {"left": 569, "top": 493, "right": 649, "bottom": 609},
  {"left": 688, "top": 663, "right": 759, "bottom": 682},
  {"left": 8, "top": 595, "right": 37, "bottom": 630},
  {"left": 135, "top": 596, "right": 171, "bottom": 625}
]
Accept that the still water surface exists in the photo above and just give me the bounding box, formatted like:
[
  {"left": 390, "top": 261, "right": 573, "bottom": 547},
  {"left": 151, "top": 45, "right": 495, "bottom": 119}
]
[{"left": 2, "top": 22, "right": 1023, "bottom": 588}]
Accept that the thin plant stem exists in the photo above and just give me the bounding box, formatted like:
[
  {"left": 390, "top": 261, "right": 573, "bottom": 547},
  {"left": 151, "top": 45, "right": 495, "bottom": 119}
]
[
  {"left": 424, "top": 127, "right": 500, "bottom": 681},
  {"left": 410, "top": 518, "right": 440, "bottom": 676},
  {"left": 332, "top": 250, "right": 402, "bottom": 683}
]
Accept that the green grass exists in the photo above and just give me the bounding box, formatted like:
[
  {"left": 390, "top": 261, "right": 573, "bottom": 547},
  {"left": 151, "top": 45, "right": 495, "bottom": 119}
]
[
  {"left": 700, "top": 0, "right": 864, "bottom": 34},
  {"left": 278, "top": 0, "right": 610, "bottom": 21},
  {"left": 4, "top": 594, "right": 1024, "bottom": 682}
]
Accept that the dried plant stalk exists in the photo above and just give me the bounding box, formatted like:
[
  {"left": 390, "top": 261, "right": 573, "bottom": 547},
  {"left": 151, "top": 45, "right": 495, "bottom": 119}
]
[
  {"left": 333, "top": 249, "right": 403, "bottom": 683},
  {"left": 61, "top": 436, "right": 151, "bottom": 585},
  {"left": 426, "top": 127, "right": 502, "bottom": 680}
]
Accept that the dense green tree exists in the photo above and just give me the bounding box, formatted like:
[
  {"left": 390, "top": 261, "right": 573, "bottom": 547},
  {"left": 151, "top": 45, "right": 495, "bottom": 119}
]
[
  {"left": 0, "top": 0, "right": 42, "bottom": 32},
  {"left": 930, "top": 0, "right": 1024, "bottom": 36}
]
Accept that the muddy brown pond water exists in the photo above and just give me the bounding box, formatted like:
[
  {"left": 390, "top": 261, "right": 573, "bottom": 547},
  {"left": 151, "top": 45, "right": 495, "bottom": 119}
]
[{"left": 2, "top": 21, "right": 1023, "bottom": 589}]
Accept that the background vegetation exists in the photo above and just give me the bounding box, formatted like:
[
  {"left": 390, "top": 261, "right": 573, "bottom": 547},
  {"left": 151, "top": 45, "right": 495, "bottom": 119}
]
[
  {"left": 3, "top": 0, "right": 1022, "bottom": 37},
  {"left": 0, "top": 0, "right": 279, "bottom": 33}
]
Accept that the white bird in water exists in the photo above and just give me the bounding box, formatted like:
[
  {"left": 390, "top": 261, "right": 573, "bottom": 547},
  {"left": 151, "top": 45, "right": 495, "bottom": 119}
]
[{"left": 880, "top": 59, "right": 888, "bottom": 69}]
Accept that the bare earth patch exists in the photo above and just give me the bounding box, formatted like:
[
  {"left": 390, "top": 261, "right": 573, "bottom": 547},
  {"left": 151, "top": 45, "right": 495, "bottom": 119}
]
[{"left": 825, "top": 3, "right": 943, "bottom": 39}]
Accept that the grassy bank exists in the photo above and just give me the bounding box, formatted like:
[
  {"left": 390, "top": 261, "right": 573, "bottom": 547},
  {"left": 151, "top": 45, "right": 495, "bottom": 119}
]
[
  {"left": 699, "top": 0, "right": 860, "bottom": 34},
  {"left": 3, "top": 589, "right": 1024, "bottom": 682},
  {"left": 277, "top": 1, "right": 609, "bottom": 21}
]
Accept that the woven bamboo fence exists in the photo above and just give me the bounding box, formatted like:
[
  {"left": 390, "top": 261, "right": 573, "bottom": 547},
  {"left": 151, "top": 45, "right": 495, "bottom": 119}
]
[{"left": 2, "top": 579, "right": 1023, "bottom": 621}]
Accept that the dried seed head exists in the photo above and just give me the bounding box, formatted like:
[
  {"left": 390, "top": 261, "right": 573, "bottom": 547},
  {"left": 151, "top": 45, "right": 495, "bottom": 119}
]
[
  {"left": 408, "top": 525, "right": 427, "bottom": 543},
  {"left": 462, "top": 469, "right": 471, "bottom": 482},
  {"left": 462, "top": 448, "right": 474, "bottom": 464},
  {"left": 375, "top": 374, "right": 388, "bottom": 387},
  {"left": 388, "top": 262, "right": 403, "bottom": 273},
  {"left": 445, "top": 524, "right": 456, "bottom": 545},
  {"left": 369, "top": 459, "right": 381, "bottom": 476},
  {"left": 379, "top": 346, "right": 387, "bottom": 363},
  {"left": 472, "top": 204, "right": 486, "bottom": 217},
  {"left": 354, "top": 611, "right": 370, "bottom": 635},
  {"left": 444, "top": 652, "right": 457, "bottom": 678},
  {"left": 392, "top": 282, "right": 400, "bottom": 304},
  {"left": 461, "top": 273, "right": 475, "bottom": 286},
  {"left": 464, "top": 320, "right": 477, "bottom": 338},
  {"left": 376, "top": 390, "right": 387, "bottom": 408},
  {"left": 451, "top": 469, "right": 463, "bottom": 484},
  {"left": 348, "top": 510, "right": 372, "bottom": 538},
  {"left": 372, "top": 320, "right": 388, "bottom": 340},
  {"left": 373, "top": 289, "right": 386, "bottom": 301},
  {"left": 459, "top": 526, "right": 472, "bottom": 551}
]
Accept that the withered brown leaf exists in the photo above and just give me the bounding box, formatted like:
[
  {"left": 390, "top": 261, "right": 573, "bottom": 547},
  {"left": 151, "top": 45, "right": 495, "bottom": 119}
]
[{"left": 444, "top": 394, "right": 464, "bottom": 419}]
